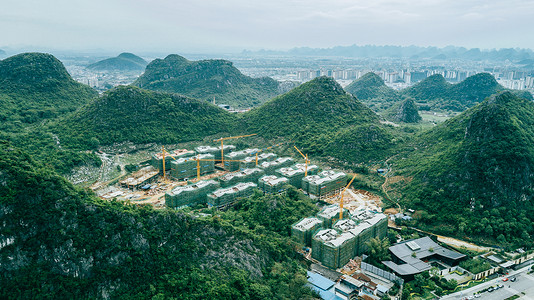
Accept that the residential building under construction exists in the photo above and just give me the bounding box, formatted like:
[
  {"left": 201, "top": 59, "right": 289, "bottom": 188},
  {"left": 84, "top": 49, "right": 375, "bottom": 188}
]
[
  {"left": 207, "top": 182, "right": 258, "bottom": 209},
  {"left": 224, "top": 148, "right": 259, "bottom": 171},
  {"left": 259, "top": 157, "right": 294, "bottom": 175},
  {"left": 195, "top": 145, "right": 236, "bottom": 161},
  {"left": 302, "top": 170, "right": 347, "bottom": 199},
  {"left": 169, "top": 154, "right": 215, "bottom": 180},
  {"left": 291, "top": 217, "right": 324, "bottom": 247},
  {"left": 165, "top": 180, "right": 220, "bottom": 208},
  {"left": 151, "top": 149, "right": 195, "bottom": 173},
  {"left": 258, "top": 175, "right": 289, "bottom": 194},
  {"left": 119, "top": 166, "right": 159, "bottom": 190},
  {"left": 276, "top": 163, "right": 319, "bottom": 188},
  {"left": 240, "top": 152, "right": 277, "bottom": 169},
  {"left": 218, "top": 168, "right": 265, "bottom": 187}
]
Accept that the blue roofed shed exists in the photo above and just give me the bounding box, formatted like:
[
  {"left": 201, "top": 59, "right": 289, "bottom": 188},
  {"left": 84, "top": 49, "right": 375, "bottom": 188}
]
[{"left": 307, "top": 271, "right": 344, "bottom": 300}]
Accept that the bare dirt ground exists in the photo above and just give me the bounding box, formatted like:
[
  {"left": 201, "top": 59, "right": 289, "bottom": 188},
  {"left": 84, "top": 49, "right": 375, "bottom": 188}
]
[{"left": 323, "top": 188, "right": 382, "bottom": 213}]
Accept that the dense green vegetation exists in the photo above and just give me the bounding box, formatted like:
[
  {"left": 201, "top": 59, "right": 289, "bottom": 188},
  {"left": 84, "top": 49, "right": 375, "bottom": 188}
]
[
  {"left": 344, "top": 72, "right": 402, "bottom": 112},
  {"left": 87, "top": 52, "right": 148, "bottom": 71},
  {"left": 133, "top": 54, "right": 280, "bottom": 108},
  {"left": 0, "top": 53, "right": 97, "bottom": 132},
  {"left": 53, "top": 86, "right": 238, "bottom": 149},
  {"left": 0, "top": 141, "right": 317, "bottom": 299},
  {"left": 241, "top": 76, "right": 397, "bottom": 163},
  {"left": 388, "top": 98, "right": 422, "bottom": 123},
  {"left": 394, "top": 92, "right": 534, "bottom": 248}
]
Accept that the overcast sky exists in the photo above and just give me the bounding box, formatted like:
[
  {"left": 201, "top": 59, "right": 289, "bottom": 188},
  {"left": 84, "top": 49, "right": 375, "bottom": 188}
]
[{"left": 1, "top": 0, "right": 533, "bottom": 54}]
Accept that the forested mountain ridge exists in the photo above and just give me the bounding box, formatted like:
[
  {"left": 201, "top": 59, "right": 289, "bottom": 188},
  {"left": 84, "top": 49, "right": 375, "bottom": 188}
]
[
  {"left": 53, "top": 85, "right": 238, "bottom": 149},
  {"left": 0, "top": 141, "right": 316, "bottom": 299},
  {"left": 87, "top": 52, "right": 148, "bottom": 71},
  {"left": 0, "top": 52, "right": 97, "bottom": 132},
  {"left": 394, "top": 91, "right": 534, "bottom": 247},
  {"left": 133, "top": 54, "right": 280, "bottom": 108}
]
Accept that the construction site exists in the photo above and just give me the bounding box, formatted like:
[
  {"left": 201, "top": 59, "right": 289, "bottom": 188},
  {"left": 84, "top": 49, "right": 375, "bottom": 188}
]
[{"left": 96, "top": 134, "right": 364, "bottom": 211}]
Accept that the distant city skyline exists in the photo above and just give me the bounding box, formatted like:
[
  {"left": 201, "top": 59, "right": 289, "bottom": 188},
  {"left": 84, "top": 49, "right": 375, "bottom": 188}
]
[{"left": 1, "top": 0, "right": 533, "bottom": 54}]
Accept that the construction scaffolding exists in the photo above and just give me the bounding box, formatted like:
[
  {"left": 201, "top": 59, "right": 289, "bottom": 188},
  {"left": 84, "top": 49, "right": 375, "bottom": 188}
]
[
  {"left": 259, "top": 157, "right": 294, "bottom": 175},
  {"left": 195, "top": 145, "right": 236, "bottom": 161},
  {"left": 317, "top": 204, "right": 349, "bottom": 228},
  {"left": 302, "top": 170, "right": 347, "bottom": 199},
  {"left": 165, "top": 180, "right": 220, "bottom": 208},
  {"left": 170, "top": 154, "right": 215, "bottom": 180},
  {"left": 207, "top": 182, "right": 257, "bottom": 208},
  {"left": 218, "top": 168, "right": 265, "bottom": 188},
  {"left": 240, "top": 152, "right": 277, "bottom": 169},
  {"left": 291, "top": 217, "right": 324, "bottom": 247},
  {"left": 258, "top": 175, "right": 289, "bottom": 194},
  {"left": 119, "top": 166, "right": 159, "bottom": 190},
  {"left": 276, "top": 163, "right": 319, "bottom": 189},
  {"left": 224, "top": 148, "right": 259, "bottom": 171},
  {"left": 151, "top": 149, "right": 195, "bottom": 173}
]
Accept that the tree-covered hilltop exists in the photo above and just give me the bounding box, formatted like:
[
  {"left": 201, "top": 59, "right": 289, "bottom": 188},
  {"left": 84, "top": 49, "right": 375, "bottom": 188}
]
[
  {"left": 393, "top": 92, "right": 534, "bottom": 248},
  {"left": 344, "top": 72, "right": 402, "bottom": 112},
  {"left": 403, "top": 73, "right": 505, "bottom": 111},
  {"left": 0, "top": 141, "right": 317, "bottom": 299},
  {"left": 87, "top": 52, "right": 148, "bottom": 71},
  {"left": 387, "top": 97, "right": 422, "bottom": 123},
  {"left": 53, "top": 85, "right": 238, "bottom": 149},
  {"left": 133, "top": 54, "right": 280, "bottom": 108},
  {"left": 0, "top": 52, "right": 97, "bottom": 132},
  {"left": 241, "top": 76, "right": 398, "bottom": 163}
]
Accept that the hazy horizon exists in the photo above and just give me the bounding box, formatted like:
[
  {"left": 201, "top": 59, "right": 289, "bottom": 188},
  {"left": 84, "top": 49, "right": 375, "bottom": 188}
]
[{"left": 1, "top": 0, "right": 533, "bottom": 55}]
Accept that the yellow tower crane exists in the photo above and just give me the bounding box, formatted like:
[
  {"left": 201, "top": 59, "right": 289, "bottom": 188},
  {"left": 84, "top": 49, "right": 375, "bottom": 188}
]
[
  {"left": 160, "top": 146, "right": 178, "bottom": 182},
  {"left": 338, "top": 174, "right": 358, "bottom": 221},
  {"left": 187, "top": 155, "right": 244, "bottom": 182},
  {"left": 213, "top": 134, "right": 257, "bottom": 166},
  {"left": 293, "top": 145, "right": 310, "bottom": 177}
]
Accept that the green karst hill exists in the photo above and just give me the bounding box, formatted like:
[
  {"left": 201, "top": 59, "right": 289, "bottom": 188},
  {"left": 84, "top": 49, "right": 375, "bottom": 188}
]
[
  {"left": 241, "top": 76, "right": 396, "bottom": 162},
  {"left": 389, "top": 97, "right": 422, "bottom": 123},
  {"left": 54, "top": 85, "right": 238, "bottom": 149},
  {"left": 0, "top": 141, "right": 316, "bottom": 299},
  {"left": 133, "top": 54, "right": 280, "bottom": 108},
  {"left": 0, "top": 53, "right": 97, "bottom": 132},
  {"left": 87, "top": 52, "right": 148, "bottom": 71},
  {"left": 394, "top": 91, "right": 534, "bottom": 247},
  {"left": 344, "top": 72, "right": 402, "bottom": 112}
]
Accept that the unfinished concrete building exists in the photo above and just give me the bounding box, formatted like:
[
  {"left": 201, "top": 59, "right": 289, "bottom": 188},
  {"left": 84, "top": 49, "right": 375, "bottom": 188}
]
[
  {"left": 276, "top": 163, "right": 319, "bottom": 189},
  {"left": 119, "top": 166, "right": 159, "bottom": 190},
  {"left": 165, "top": 180, "right": 220, "bottom": 208},
  {"left": 219, "top": 168, "right": 265, "bottom": 188},
  {"left": 195, "top": 145, "right": 236, "bottom": 161},
  {"left": 258, "top": 175, "right": 289, "bottom": 194},
  {"left": 151, "top": 149, "right": 195, "bottom": 173},
  {"left": 224, "top": 148, "right": 259, "bottom": 171},
  {"left": 302, "top": 170, "right": 347, "bottom": 199},
  {"left": 317, "top": 204, "right": 349, "bottom": 228},
  {"left": 291, "top": 217, "right": 324, "bottom": 247},
  {"left": 259, "top": 157, "right": 294, "bottom": 175},
  {"left": 240, "top": 152, "right": 277, "bottom": 169},
  {"left": 170, "top": 154, "right": 215, "bottom": 180},
  {"left": 207, "top": 182, "right": 258, "bottom": 208}
]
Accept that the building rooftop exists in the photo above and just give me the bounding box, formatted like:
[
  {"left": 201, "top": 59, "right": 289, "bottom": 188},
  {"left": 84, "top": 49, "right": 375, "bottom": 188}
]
[
  {"left": 259, "top": 175, "right": 288, "bottom": 186},
  {"left": 260, "top": 157, "right": 293, "bottom": 168},
  {"left": 304, "top": 171, "right": 346, "bottom": 185},
  {"left": 153, "top": 149, "right": 194, "bottom": 160},
  {"left": 318, "top": 205, "right": 341, "bottom": 219},
  {"left": 209, "top": 182, "right": 257, "bottom": 198},
  {"left": 326, "top": 232, "right": 355, "bottom": 247},
  {"left": 167, "top": 180, "right": 218, "bottom": 196},
  {"left": 226, "top": 148, "right": 259, "bottom": 158},
  {"left": 314, "top": 229, "right": 339, "bottom": 242},
  {"left": 293, "top": 217, "right": 323, "bottom": 231},
  {"left": 172, "top": 153, "right": 214, "bottom": 164},
  {"left": 383, "top": 236, "right": 466, "bottom": 276},
  {"left": 195, "top": 145, "right": 218, "bottom": 153},
  {"left": 220, "top": 168, "right": 263, "bottom": 181},
  {"left": 333, "top": 219, "right": 357, "bottom": 232}
]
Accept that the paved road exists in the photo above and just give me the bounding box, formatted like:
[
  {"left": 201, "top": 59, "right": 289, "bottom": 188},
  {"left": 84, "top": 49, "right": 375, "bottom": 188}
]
[{"left": 442, "top": 264, "right": 534, "bottom": 300}]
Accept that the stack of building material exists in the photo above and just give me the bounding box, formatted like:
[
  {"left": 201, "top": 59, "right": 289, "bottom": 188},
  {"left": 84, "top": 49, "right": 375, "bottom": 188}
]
[
  {"left": 259, "top": 157, "right": 294, "bottom": 175},
  {"left": 207, "top": 182, "right": 257, "bottom": 208},
  {"left": 151, "top": 149, "right": 195, "bottom": 173},
  {"left": 170, "top": 154, "right": 215, "bottom": 180},
  {"left": 277, "top": 163, "right": 319, "bottom": 189},
  {"left": 224, "top": 148, "right": 259, "bottom": 171},
  {"left": 302, "top": 170, "right": 347, "bottom": 198},
  {"left": 240, "top": 152, "right": 277, "bottom": 169},
  {"left": 219, "top": 168, "right": 265, "bottom": 188},
  {"left": 165, "top": 180, "right": 220, "bottom": 208},
  {"left": 195, "top": 145, "right": 236, "bottom": 161},
  {"left": 258, "top": 175, "right": 289, "bottom": 194},
  {"left": 291, "top": 217, "right": 324, "bottom": 246}
]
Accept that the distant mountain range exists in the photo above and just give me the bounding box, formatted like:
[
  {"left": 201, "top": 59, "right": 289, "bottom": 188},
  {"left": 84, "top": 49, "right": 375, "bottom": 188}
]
[
  {"left": 345, "top": 72, "right": 533, "bottom": 115},
  {"left": 133, "top": 54, "right": 281, "bottom": 108},
  {"left": 245, "top": 45, "right": 534, "bottom": 62},
  {"left": 87, "top": 52, "right": 147, "bottom": 71}
]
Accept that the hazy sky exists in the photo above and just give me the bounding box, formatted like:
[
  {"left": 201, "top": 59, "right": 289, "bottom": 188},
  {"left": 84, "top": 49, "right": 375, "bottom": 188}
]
[{"left": 1, "top": 0, "right": 533, "bottom": 53}]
